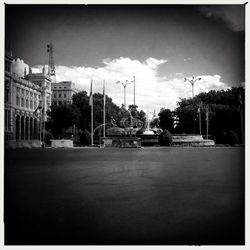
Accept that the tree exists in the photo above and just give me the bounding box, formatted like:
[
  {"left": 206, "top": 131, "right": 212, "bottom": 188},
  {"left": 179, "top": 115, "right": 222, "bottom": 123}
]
[
  {"left": 48, "top": 104, "right": 80, "bottom": 137},
  {"left": 158, "top": 108, "right": 175, "bottom": 133},
  {"left": 173, "top": 87, "right": 244, "bottom": 142},
  {"left": 72, "top": 91, "right": 91, "bottom": 130},
  {"left": 159, "top": 129, "right": 173, "bottom": 146}
]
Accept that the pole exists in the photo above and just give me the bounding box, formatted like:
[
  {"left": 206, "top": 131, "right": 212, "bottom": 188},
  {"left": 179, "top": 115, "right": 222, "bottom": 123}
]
[
  {"left": 91, "top": 99, "right": 93, "bottom": 146},
  {"left": 184, "top": 77, "right": 201, "bottom": 135},
  {"left": 39, "top": 114, "right": 42, "bottom": 143},
  {"left": 103, "top": 80, "right": 106, "bottom": 146},
  {"left": 206, "top": 106, "right": 209, "bottom": 139},
  {"left": 124, "top": 85, "right": 126, "bottom": 109},
  {"left": 133, "top": 75, "right": 135, "bottom": 106},
  {"left": 116, "top": 80, "right": 132, "bottom": 110},
  {"left": 192, "top": 82, "right": 194, "bottom": 99},
  {"left": 192, "top": 82, "right": 195, "bottom": 134},
  {"left": 89, "top": 80, "right": 93, "bottom": 146},
  {"left": 199, "top": 106, "right": 201, "bottom": 135}
]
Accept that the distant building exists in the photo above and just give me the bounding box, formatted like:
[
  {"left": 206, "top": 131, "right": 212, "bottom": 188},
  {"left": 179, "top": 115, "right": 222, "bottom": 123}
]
[
  {"left": 25, "top": 66, "right": 52, "bottom": 121},
  {"left": 51, "top": 81, "right": 78, "bottom": 105},
  {"left": 4, "top": 50, "right": 52, "bottom": 147}
]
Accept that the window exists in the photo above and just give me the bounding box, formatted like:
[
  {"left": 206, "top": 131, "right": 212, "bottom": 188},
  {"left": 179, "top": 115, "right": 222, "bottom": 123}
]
[
  {"left": 5, "top": 88, "right": 9, "bottom": 103},
  {"left": 5, "top": 110, "right": 11, "bottom": 131},
  {"left": 54, "top": 94, "right": 56, "bottom": 98},
  {"left": 21, "top": 89, "right": 24, "bottom": 95},
  {"left": 64, "top": 94, "right": 67, "bottom": 98},
  {"left": 34, "top": 101, "right": 37, "bottom": 109},
  {"left": 59, "top": 94, "right": 61, "bottom": 98},
  {"left": 8, "top": 110, "right": 11, "bottom": 130},
  {"left": 16, "top": 96, "right": 19, "bottom": 106},
  {"left": 16, "top": 87, "right": 20, "bottom": 93},
  {"left": 21, "top": 97, "right": 24, "bottom": 107},
  {"left": 26, "top": 99, "right": 29, "bottom": 108},
  {"left": 5, "top": 110, "right": 8, "bottom": 130},
  {"left": 58, "top": 101, "right": 62, "bottom": 105},
  {"left": 5, "top": 61, "right": 11, "bottom": 72},
  {"left": 30, "top": 100, "right": 33, "bottom": 109},
  {"left": 26, "top": 90, "right": 29, "bottom": 96}
]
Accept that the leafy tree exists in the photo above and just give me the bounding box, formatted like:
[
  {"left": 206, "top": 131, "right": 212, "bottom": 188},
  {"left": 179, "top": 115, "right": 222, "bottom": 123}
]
[
  {"left": 44, "top": 130, "right": 54, "bottom": 145},
  {"left": 158, "top": 108, "right": 175, "bottom": 133},
  {"left": 159, "top": 129, "right": 173, "bottom": 146},
  {"left": 72, "top": 91, "right": 91, "bottom": 130},
  {"left": 80, "top": 129, "right": 91, "bottom": 146},
  {"left": 173, "top": 87, "right": 244, "bottom": 143},
  {"left": 226, "top": 130, "right": 238, "bottom": 146},
  {"left": 48, "top": 104, "right": 80, "bottom": 137}
]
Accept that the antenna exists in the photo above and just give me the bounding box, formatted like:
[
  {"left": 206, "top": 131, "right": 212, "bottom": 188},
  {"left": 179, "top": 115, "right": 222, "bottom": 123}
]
[{"left": 47, "top": 43, "right": 56, "bottom": 82}]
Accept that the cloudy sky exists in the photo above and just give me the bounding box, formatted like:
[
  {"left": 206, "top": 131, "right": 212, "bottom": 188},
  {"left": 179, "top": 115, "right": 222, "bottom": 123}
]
[{"left": 6, "top": 4, "right": 245, "bottom": 113}]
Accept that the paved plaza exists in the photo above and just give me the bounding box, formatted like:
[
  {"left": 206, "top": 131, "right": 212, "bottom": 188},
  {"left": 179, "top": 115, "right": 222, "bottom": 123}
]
[{"left": 4, "top": 147, "right": 244, "bottom": 245}]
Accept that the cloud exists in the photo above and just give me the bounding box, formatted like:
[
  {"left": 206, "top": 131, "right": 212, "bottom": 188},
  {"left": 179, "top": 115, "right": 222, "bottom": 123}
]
[
  {"left": 198, "top": 5, "right": 245, "bottom": 32},
  {"left": 12, "top": 58, "right": 29, "bottom": 77},
  {"left": 32, "top": 57, "right": 229, "bottom": 114}
]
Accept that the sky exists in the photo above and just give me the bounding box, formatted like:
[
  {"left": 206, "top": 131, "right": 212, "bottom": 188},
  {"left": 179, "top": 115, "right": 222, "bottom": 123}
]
[{"left": 5, "top": 4, "right": 245, "bottom": 114}]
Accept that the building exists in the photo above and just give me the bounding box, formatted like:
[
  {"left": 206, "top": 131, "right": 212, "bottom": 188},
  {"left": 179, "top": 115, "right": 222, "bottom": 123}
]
[
  {"left": 4, "top": 51, "right": 52, "bottom": 148},
  {"left": 51, "top": 81, "right": 78, "bottom": 106},
  {"left": 25, "top": 66, "right": 52, "bottom": 121}
]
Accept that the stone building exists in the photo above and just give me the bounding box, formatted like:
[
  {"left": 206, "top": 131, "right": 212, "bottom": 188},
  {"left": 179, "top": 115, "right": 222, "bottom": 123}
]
[
  {"left": 4, "top": 51, "right": 52, "bottom": 148},
  {"left": 51, "top": 81, "right": 78, "bottom": 106}
]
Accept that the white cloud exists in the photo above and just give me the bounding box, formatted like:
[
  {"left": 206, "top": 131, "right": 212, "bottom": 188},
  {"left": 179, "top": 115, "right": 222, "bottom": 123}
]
[{"left": 31, "top": 57, "right": 229, "bottom": 115}]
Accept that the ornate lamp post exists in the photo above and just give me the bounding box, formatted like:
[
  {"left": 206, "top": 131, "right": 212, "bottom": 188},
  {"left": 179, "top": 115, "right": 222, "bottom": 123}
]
[
  {"left": 184, "top": 76, "right": 201, "bottom": 134},
  {"left": 116, "top": 79, "right": 133, "bottom": 109}
]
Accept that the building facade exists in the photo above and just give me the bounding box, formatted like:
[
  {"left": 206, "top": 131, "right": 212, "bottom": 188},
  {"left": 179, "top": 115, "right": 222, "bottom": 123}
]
[
  {"left": 4, "top": 51, "right": 52, "bottom": 147},
  {"left": 51, "top": 81, "right": 77, "bottom": 105}
]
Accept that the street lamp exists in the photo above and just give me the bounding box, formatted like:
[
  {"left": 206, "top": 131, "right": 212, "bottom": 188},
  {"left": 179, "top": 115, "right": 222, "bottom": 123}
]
[
  {"left": 184, "top": 76, "right": 202, "bottom": 134},
  {"left": 184, "top": 76, "right": 202, "bottom": 98},
  {"left": 116, "top": 79, "right": 133, "bottom": 109}
]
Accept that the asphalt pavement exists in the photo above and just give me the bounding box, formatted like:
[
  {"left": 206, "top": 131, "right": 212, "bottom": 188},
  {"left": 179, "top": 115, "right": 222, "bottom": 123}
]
[{"left": 4, "top": 147, "right": 245, "bottom": 245}]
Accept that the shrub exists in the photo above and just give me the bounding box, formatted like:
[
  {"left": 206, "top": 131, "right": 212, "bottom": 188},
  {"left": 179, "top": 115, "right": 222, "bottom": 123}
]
[
  {"left": 215, "top": 131, "right": 227, "bottom": 144},
  {"left": 159, "top": 129, "right": 173, "bottom": 146},
  {"left": 44, "top": 130, "right": 54, "bottom": 145},
  {"left": 226, "top": 130, "right": 238, "bottom": 146},
  {"left": 80, "top": 129, "right": 91, "bottom": 146}
]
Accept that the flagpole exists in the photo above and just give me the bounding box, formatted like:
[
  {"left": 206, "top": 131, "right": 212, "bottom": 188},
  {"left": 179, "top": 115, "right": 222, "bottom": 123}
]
[
  {"left": 89, "top": 80, "right": 93, "bottom": 146},
  {"left": 206, "top": 106, "right": 209, "bottom": 139},
  {"left": 91, "top": 99, "right": 93, "bottom": 146},
  {"left": 133, "top": 75, "right": 135, "bottom": 106},
  {"left": 199, "top": 106, "right": 201, "bottom": 135},
  {"left": 103, "top": 80, "right": 106, "bottom": 147}
]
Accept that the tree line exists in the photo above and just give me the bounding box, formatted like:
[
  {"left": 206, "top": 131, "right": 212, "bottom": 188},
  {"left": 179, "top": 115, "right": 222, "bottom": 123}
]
[
  {"left": 158, "top": 87, "right": 244, "bottom": 143},
  {"left": 46, "top": 86, "right": 244, "bottom": 144}
]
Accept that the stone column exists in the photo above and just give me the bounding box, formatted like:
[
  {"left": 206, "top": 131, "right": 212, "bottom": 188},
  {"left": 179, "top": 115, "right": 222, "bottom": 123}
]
[
  {"left": 27, "top": 116, "right": 30, "bottom": 140},
  {"left": 23, "top": 116, "right": 26, "bottom": 140},
  {"left": 18, "top": 116, "right": 21, "bottom": 140}
]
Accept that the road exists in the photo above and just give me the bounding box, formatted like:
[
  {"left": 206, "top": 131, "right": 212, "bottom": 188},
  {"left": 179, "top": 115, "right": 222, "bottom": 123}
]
[{"left": 4, "top": 147, "right": 245, "bottom": 245}]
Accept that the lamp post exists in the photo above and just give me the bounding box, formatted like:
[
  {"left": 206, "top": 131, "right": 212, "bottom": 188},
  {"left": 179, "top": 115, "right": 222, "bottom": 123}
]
[
  {"left": 116, "top": 79, "right": 133, "bottom": 109},
  {"left": 184, "top": 76, "right": 201, "bottom": 134},
  {"left": 133, "top": 76, "right": 135, "bottom": 106}
]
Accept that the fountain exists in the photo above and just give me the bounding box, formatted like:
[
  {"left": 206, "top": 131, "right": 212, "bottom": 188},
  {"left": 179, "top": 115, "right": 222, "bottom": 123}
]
[{"left": 142, "top": 112, "right": 155, "bottom": 135}]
